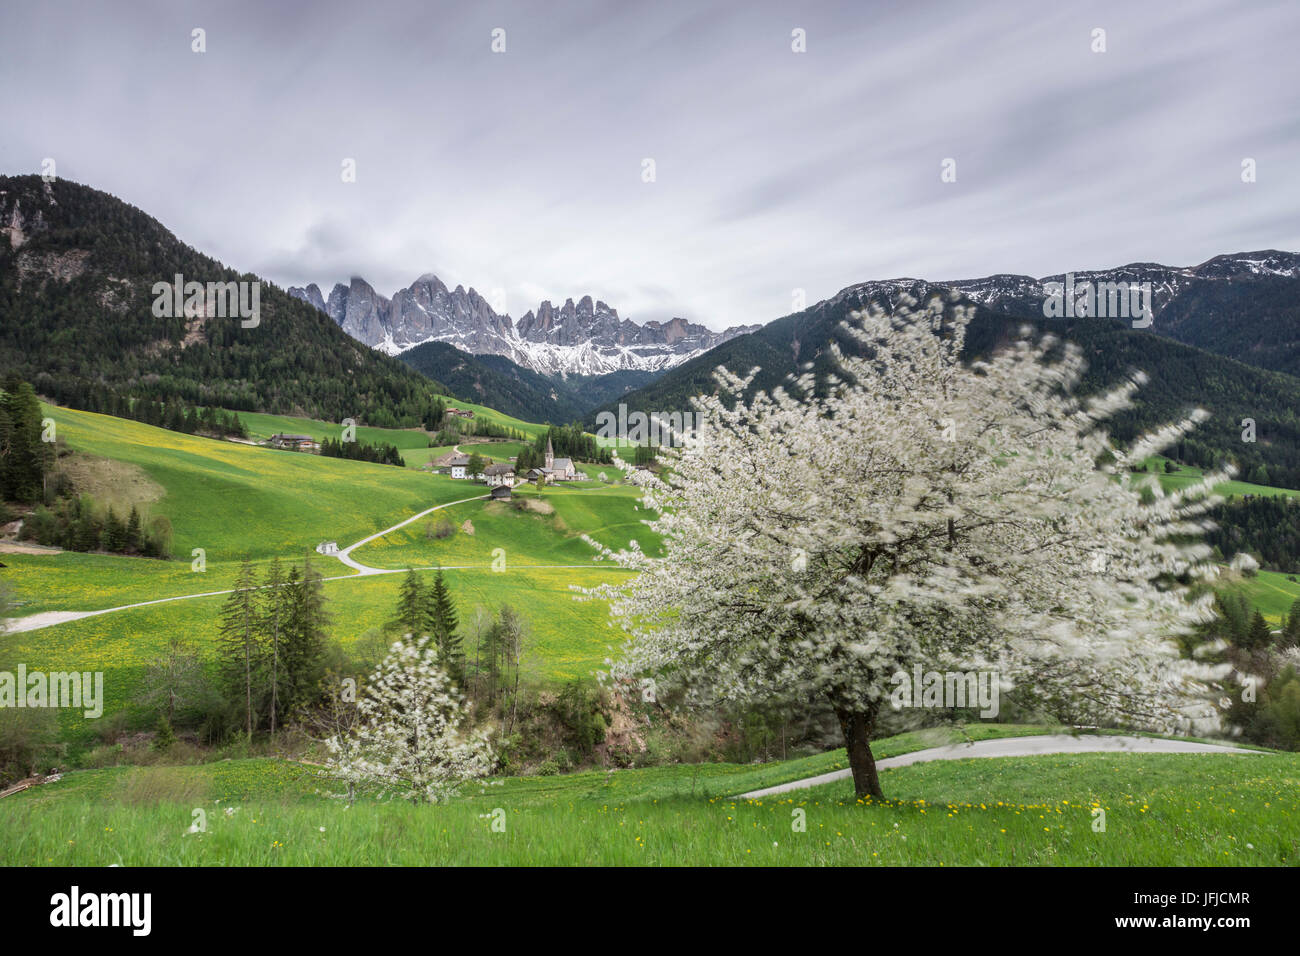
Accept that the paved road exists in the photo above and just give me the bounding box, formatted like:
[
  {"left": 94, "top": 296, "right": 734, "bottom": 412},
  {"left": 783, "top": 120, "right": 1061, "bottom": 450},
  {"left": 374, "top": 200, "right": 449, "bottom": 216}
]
[{"left": 738, "top": 734, "right": 1264, "bottom": 799}]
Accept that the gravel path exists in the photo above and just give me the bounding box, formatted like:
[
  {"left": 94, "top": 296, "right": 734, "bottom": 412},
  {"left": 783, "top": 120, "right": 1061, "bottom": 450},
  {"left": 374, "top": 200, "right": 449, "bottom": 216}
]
[
  {"left": 738, "top": 734, "right": 1264, "bottom": 799},
  {"left": 2, "top": 489, "right": 620, "bottom": 632}
]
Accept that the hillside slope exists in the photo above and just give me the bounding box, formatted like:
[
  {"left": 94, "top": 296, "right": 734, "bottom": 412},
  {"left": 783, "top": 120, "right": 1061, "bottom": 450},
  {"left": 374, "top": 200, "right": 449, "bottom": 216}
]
[
  {"left": 602, "top": 285, "right": 1300, "bottom": 489},
  {"left": 0, "top": 175, "right": 448, "bottom": 427},
  {"left": 399, "top": 341, "right": 661, "bottom": 423}
]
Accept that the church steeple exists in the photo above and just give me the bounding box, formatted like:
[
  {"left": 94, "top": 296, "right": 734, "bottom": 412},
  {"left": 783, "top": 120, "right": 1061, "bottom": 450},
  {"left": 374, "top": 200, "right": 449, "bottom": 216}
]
[{"left": 545, "top": 436, "right": 554, "bottom": 471}]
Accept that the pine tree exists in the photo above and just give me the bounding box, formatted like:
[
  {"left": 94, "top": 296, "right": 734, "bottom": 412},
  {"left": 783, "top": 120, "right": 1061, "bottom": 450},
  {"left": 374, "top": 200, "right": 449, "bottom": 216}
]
[
  {"left": 258, "top": 558, "right": 289, "bottom": 738},
  {"left": 1283, "top": 599, "right": 1300, "bottom": 649},
  {"left": 103, "top": 507, "right": 126, "bottom": 553},
  {"left": 389, "top": 569, "right": 428, "bottom": 638},
  {"left": 0, "top": 376, "right": 46, "bottom": 502},
  {"left": 1244, "top": 611, "right": 1273, "bottom": 651},
  {"left": 427, "top": 568, "right": 463, "bottom": 683},
  {"left": 282, "top": 554, "right": 331, "bottom": 722},
  {"left": 125, "top": 506, "right": 142, "bottom": 553},
  {"left": 217, "top": 558, "right": 262, "bottom": 740}
]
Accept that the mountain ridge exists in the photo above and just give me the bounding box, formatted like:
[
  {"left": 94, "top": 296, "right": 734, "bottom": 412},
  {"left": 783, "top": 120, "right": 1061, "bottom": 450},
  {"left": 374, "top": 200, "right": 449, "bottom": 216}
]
[
  {"left": 599, "top": 254, "right": 1300, "bottom": 489},
  {"left": 0, "top": 175, "right": 450, "bottom": 428},
  {"left": 289, "top": 274, "right": 760, "bottom": 376},
  {"left": 827, "top": 251, "right": 1300, "bottom": 375}
]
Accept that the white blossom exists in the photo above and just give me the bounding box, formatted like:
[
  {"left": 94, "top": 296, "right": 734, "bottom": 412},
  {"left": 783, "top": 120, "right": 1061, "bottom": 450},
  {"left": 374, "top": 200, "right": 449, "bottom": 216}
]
[
  {"left": 325, "top": 635, "right": 494, "bottom": 804},
  {"left": 582, "top": 295, "right": 1232, "bottom": 793}
]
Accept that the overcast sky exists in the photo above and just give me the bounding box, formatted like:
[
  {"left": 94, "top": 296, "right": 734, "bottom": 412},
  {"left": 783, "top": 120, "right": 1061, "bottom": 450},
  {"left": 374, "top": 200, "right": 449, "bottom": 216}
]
[{"left": 2, "top": 0, "right": 1297, "bottom": 330}]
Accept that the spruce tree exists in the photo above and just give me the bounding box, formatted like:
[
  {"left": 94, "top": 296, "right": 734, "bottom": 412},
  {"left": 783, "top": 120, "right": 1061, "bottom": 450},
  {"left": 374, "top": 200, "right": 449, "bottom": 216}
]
[
  {"left": 103, "top": 507, "right": 126, "bottom": 553},
  {"left": 125, "top": 506, "right": 142, "bottom": 553},
  {"left": 217, "top": 558, "right": 262, "bottom": 740},
  {"left": 1245, "top": 611, "right": 1273, "bottom": 651},
  {"left": 427, "top": 568, "right": 463, "bottom": 683},
  {"left": 0, "top": 377, "right": 45, "bottom": 502},
  {"left": 282, "top": 554, "right": 331, "bottom": 722},
  {"left": 389, "top": 568, "right": 428, "bottom": 638},
  {"left": 258, "top": 558, "right": 290, "bottom": 738},
  {"left": 1283, "top": 599, "right": 1300, "bottom": 649}
]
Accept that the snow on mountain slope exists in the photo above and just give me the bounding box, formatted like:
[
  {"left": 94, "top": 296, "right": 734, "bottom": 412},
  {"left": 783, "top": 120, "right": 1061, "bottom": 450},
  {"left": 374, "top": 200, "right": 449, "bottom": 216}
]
[
  {"left": 289, "top": 275, "right": 759, "bottom": 376},
  {"left": 829, "top": 251, "right": 1300, "bottom": 318}
]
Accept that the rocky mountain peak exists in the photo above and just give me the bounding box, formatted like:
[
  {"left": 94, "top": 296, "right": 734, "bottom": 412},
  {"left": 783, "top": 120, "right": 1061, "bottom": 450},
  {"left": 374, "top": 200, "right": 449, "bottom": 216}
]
[{"left": 289, "top": 272, "right": 759, "bottom": 375}]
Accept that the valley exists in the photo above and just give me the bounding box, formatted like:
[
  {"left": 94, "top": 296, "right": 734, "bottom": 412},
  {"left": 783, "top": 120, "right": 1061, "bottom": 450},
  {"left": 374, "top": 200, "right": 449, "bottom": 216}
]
[
  {"left": 2, "top": 175, "right": 1299, "bottom": 873},
  {"left": 0, "top": 399, "right": 656, "bottom": 745}
]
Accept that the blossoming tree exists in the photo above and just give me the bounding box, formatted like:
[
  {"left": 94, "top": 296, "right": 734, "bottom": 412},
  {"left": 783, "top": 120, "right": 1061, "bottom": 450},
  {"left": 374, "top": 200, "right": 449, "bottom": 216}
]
[
  {"left": 326, "top": 635, "right": 493, "bottom": 803},
  {"left": 586, "top": 296, "right": 1229, "bottom": 799}
]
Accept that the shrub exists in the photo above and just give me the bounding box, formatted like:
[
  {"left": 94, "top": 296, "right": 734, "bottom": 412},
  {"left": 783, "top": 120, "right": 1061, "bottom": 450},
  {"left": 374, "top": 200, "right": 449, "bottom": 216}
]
[
  {"left": 93, "top": 710, "right": 129, "bottom": 745},
  {"left": 152, "top": 716, "right": 176, "bottom": 751},
  {"left": 555, "top": 680, "right": 609, "bottom": 756},
  {"left": 1259, "top": 667, "right": 1300, "bottom": 751},
  {"left": 0, "top": 707, "right": 60, "bottom": 788}
]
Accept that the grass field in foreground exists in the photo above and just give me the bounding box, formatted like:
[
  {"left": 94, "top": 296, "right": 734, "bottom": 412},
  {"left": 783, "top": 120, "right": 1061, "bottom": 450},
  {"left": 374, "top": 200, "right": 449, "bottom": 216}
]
[{"left": 3, "top": 726, "right": 1293, "bottom": 865}]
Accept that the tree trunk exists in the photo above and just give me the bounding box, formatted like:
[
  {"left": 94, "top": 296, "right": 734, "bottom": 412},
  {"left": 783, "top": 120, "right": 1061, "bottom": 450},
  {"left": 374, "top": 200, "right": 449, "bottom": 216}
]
[
  {"left": 270, "top": 627, "right": 279, "bottom": 740},
  {"left": 835, "top": 704, "right": 884, "bottom": 800},
  {"left": 244, "top": 638, "right": 253, "bottom": 743}
]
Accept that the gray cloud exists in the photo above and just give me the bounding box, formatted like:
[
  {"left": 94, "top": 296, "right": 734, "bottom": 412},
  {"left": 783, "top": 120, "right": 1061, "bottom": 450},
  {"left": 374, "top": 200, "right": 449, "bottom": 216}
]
[{"left": 1, "top": 0, "right": 1296, "bottom": 330}]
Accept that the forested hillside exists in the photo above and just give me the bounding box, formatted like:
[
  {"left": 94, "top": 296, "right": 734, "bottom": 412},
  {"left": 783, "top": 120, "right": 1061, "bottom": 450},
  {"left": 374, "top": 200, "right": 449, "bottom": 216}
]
[
  {"left": 0, "top": 175, "right": 449, "bottom": 427},
  {"left": 401, "top": 340, "right": 661, "bottom": 422},
  {"left": 600, "top": 288, "right": 1300, "bottom": 490},
  {"left": 400, "top": 341, "right": 585, "bottom": 422}
]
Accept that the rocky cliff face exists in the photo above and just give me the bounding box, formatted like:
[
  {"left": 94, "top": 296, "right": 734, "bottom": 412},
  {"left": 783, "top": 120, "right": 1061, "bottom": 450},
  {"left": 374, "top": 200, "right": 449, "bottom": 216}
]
[{"left": 290, "top": 274, "right": 759, "bottom": 375}]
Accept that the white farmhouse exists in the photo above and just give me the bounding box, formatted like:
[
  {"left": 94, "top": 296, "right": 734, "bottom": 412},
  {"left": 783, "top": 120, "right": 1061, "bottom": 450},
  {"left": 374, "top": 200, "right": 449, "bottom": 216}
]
[{"left": 483, "top": 463, "right": 515, "bottom": 487}]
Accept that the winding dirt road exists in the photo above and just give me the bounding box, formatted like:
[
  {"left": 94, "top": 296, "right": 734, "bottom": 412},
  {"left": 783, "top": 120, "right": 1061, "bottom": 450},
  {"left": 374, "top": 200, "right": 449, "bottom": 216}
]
[{"left": 2, "top": 488, "right": 620, "bottom": 633}]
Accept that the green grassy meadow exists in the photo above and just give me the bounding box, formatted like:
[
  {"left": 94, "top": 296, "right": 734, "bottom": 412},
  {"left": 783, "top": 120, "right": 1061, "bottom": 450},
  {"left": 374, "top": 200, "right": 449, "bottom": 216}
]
[
  {"left": 1, "top": 563, "right": 632, "bottom": 745},
  {"left": 231, "top": 409, "right": 547, "bottom": 472},
  {"left": 1144, "top": 458, "right": 1300, "bottom": 500},
  {"left": 3, "top": 405, "right": 645, "bottom": 742},
  {"left": 10, "top": 402, "right": 1299, "bottom": 744},
  {"left": 6, "top": 405, "right": 1300, "bottom": 868},
  {"left": 234, "top": 410, "right": 432, "bottom": 458},
  {"left": 2, "top": 725, "right": 1293, "bottom": 866},
  {"left": 1231, "top": 569, "right": 1300, "bottom": 624},
  {"left": 435, "top": 400, "right": 550, "bottom": 440},
  {"left": 39, "top": 404, "right": 471, "bottom": 560},
  {"left": 351, "top": 483, "right": 657, "bottom": 571}
]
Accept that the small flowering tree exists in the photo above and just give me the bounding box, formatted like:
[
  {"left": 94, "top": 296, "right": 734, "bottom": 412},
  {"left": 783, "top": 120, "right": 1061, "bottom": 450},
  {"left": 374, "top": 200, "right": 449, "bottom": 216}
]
[
  {"left": 585, "top": 295, "right": 1230, "bottom": 799},
  {"left": 326, "top": 635, "right": 493, "bottom": 803}
]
